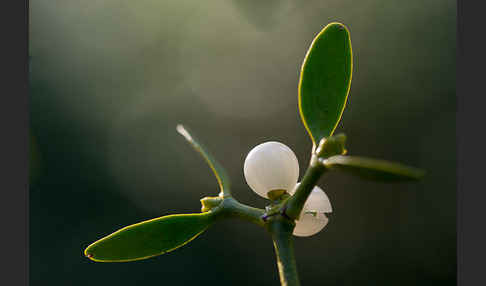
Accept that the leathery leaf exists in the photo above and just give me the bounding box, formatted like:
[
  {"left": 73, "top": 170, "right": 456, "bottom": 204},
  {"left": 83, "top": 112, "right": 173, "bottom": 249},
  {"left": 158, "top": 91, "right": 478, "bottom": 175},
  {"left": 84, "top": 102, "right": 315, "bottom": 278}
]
[
  {"left": 84, "top": 212, "right": 215, "bottom": 262},
  {"left": 298, "top": 22, "right": 353, "bottom": 147},
  {"left": 321, "top": 155, "right": 425, "bottom": 182}
]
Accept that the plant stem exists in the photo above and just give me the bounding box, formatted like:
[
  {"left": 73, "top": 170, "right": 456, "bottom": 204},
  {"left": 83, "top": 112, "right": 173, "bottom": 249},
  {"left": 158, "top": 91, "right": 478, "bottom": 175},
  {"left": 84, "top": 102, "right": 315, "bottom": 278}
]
[
  {"left": 285, "top": 155, "right": 326, "bottom": 220},
  {"left": 268, "top": 218, "right": 300, "bottom": 286},
  {"left": 219, "top": 197, "right": 266, "bottom": 227}
]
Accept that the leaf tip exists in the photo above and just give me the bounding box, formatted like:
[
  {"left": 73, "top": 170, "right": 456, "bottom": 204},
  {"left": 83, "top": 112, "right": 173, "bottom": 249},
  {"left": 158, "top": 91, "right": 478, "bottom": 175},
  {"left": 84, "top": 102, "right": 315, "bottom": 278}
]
[
  {"left": 84, "top": 245, "right": 96, "bottom": 261},
  {"left": 176, "top": 123, "right": 185, "bottom": 134},
  {"left": 412, "top": 168, "right": 427, "bottom": 180},
  {"left": 176, "top": 124, "right": 192, "bottom": 142},
  {"left": 83, "top": 239, "right": 109, "bottom": 262},
  {"left": 322, "top": 22, "right": 350, "bottom": 37}
]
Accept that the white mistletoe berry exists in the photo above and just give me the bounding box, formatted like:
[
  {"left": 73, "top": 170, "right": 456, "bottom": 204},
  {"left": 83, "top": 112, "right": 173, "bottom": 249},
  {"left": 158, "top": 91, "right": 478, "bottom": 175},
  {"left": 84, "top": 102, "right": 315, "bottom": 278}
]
[
  {"left": 244, "top": 141, "right": 299, "bottom": 198},
  {"left": 291, "top": 183, "right": 332, "bottom": 237}
]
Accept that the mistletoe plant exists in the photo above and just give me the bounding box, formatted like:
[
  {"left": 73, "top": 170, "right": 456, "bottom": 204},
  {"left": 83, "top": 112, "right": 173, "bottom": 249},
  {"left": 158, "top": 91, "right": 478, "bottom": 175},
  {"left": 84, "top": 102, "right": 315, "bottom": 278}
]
[{"left": 84, "top": 22, "right": 425, "bottom": 286}]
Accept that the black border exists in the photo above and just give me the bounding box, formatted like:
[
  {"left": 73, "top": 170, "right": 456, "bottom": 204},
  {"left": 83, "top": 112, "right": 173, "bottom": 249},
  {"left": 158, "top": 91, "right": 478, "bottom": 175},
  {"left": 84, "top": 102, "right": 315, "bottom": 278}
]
[
  {"left": 0, "top": 0, "right": 29, "bottom": 285},
  {"left": 457, "top": 0, "right": 486, "bottom": 285}
]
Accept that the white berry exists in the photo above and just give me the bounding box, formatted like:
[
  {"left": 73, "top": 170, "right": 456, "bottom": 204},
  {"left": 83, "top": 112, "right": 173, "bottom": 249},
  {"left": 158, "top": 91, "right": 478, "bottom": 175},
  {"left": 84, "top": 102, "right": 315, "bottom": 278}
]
[
  {"left": 291, "top": 184, "right": 332, "bottom": 237},
  {"left": 244, "top": 141, "right": 299, "bottom": 198}
]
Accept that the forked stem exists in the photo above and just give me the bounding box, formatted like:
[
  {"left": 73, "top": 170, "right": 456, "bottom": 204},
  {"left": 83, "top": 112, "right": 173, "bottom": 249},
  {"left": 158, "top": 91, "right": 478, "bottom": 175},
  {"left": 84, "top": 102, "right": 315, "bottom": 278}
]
[{"left": 205, "top": 149, "right": 329, "bottom": 286}]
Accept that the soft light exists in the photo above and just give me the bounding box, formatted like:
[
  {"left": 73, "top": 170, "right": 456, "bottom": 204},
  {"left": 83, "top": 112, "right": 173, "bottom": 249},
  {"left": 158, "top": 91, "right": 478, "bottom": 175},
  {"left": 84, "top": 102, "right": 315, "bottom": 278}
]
[
  {"left": 244, "top": 141, "right": 299, "bottom": 198},
  {"left": 291, "top": 184, "right": 332, "bottom": 237}
]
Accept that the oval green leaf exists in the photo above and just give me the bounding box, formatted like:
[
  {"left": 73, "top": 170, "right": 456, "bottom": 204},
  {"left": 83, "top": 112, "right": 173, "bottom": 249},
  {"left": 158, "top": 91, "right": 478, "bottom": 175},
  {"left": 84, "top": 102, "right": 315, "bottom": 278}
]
[
  {"left": 298, "top": 22, "right": 353, "bottom": 147},
  {"left": 177, "top": 124, "right": 231, "bottom": 196},
  {"left": 84, "top": 212, "right": 215, "bottom": 262},
  {"left": 321, "top": 155, "right": 425, "bottom": 182}
]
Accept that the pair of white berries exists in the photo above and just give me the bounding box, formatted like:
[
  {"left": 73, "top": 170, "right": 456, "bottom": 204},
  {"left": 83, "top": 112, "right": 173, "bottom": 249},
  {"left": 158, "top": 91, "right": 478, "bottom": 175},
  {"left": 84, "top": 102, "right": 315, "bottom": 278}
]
[{"left": 244, "top": 142, "right": 332, "bottom": 237}]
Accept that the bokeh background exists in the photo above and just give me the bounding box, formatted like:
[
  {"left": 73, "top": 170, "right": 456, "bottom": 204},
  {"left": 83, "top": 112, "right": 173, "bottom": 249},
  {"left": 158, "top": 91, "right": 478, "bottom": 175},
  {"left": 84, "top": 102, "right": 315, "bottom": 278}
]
[{"left": 29, "top": 1, "right": 456, "bottom": 285}]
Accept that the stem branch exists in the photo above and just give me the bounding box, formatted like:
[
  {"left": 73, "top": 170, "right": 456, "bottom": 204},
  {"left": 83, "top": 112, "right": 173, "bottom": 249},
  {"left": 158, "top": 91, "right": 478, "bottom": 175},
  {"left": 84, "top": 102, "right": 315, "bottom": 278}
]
[{"left": 219, "top": 197, "right": 265, "bottom": 227}]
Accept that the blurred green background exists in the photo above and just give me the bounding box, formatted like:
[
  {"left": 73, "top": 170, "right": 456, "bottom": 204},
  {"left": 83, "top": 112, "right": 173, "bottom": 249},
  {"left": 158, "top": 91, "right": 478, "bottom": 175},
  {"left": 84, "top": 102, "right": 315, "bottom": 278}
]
[{"left": 29, "top": 1, "right": 456, "bottom": 285}]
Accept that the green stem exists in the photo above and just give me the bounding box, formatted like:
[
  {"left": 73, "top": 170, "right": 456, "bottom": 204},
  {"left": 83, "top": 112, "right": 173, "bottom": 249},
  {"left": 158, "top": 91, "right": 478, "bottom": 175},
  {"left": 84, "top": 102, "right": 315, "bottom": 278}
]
[
  {"left": 285, "top": 155, "right": 326, "bottom": 219},
  {"left": 219, "top": 197, "right": 266, "bottom": 227},
  {"left": 268, "top": 218, "right": 300, "bottom": 286}
]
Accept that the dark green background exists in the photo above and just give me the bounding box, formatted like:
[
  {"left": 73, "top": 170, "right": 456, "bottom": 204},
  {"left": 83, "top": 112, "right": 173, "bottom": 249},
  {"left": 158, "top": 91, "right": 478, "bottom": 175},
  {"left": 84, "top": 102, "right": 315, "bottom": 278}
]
[{"left": 30, "top": 1, "right": 456, "bottom": 285}]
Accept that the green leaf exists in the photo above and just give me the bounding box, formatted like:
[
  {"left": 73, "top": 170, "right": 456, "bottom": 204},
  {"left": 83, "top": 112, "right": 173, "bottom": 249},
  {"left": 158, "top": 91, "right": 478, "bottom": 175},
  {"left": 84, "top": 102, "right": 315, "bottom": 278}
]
[
  {"left": 177, "top": 124, "right": 231, "bottom": 196},
  {"left": 321, "top": 155, "right": 425, "bottom": 182},
  {"left": 298, "top": 22, "right": 353, "bottom": 147},
  {"left": 84, "top": 213, "right": 215, "bottom": 262}
]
